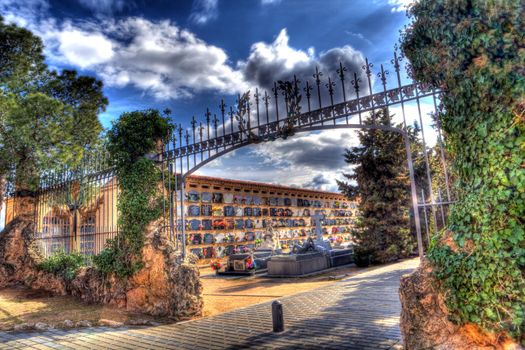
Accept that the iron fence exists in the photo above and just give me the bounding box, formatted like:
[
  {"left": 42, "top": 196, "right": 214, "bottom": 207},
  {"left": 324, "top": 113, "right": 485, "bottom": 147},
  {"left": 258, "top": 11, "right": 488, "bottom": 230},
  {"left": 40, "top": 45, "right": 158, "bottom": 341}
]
[{"left": 32, "top": 151, "right": 119, "bottom": 257}]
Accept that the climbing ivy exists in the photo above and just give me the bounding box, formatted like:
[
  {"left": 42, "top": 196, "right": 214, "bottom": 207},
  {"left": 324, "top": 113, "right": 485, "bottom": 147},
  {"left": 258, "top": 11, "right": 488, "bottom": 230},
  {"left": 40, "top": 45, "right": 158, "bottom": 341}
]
[
  {"left": 401, "top": 0, "right": 524, "bottom": 341},
  {"left": 93, "top": 110, "right": 171, "bottom": 278}
]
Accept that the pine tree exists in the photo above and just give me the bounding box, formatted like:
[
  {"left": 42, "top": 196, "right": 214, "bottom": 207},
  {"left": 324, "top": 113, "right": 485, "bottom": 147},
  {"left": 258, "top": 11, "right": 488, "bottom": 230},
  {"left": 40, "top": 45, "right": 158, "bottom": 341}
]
[
  {"left": 0, "top": 17, "right": 108, "bottom": 217},
  {"left": 338, "top": 108, "right": 415, "bottom": 263}
]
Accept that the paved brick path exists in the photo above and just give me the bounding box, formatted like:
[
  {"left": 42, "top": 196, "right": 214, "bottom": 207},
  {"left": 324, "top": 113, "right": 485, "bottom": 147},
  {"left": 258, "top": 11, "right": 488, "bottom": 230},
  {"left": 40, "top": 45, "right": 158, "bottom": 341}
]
[{"left": 0, "top": 258, "right": 419, "bottom": 350}]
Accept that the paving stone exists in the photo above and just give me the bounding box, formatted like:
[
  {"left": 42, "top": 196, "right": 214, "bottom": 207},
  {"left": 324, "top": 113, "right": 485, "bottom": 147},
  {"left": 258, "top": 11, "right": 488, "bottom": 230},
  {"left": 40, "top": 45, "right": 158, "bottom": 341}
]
[{"left": 0, "top": 259, "right": 418, "bottom": 350}]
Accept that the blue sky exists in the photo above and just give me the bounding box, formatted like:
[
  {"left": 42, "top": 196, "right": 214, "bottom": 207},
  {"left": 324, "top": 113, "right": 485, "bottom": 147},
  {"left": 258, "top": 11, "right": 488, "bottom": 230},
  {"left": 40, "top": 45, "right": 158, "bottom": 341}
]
[{"left": 1, "top": 0, "right": 426, "bottom": 191}]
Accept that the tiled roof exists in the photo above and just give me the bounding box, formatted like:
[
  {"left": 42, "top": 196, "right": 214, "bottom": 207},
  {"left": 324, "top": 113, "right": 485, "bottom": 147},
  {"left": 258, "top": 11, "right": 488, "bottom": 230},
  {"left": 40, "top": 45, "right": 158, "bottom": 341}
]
[{"left": 187, "top": 174, "right": 346, "bottom": 197}]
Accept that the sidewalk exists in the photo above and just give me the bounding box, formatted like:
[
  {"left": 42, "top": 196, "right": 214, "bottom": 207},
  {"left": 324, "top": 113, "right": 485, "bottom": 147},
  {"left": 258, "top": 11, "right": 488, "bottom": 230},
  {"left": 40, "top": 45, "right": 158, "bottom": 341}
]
[{"left": 0, "top": 258, "right": 419, "bottom": 350}]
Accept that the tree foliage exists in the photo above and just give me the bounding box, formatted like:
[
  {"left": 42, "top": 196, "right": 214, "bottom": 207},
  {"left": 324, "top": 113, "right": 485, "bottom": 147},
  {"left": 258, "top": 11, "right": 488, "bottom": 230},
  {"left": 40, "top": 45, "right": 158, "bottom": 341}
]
[
  {"left": 93, "top": 110, "right": 172, "bottom": 277},
  {"left": 402, "top": 0, "right": 525, "bottom": 340},
  {"left": 338, "top": 109, "right": 415, "bottom": 263},
  {"left": 0, "top": 17, "right": 107, "bottom": 200}
]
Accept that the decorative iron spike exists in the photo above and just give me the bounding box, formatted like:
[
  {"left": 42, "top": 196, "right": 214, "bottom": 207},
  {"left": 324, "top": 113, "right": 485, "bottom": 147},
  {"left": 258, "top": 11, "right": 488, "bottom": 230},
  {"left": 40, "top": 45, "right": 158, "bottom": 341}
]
[
  {"left": 254, "top": 88, "right": 261, "bottom": 127},
  {"left": 304, "top": 81, "right": 312, "bottom": 112},
  {"left": 362, "top": 57, "right": 374, "bottom": 98},
  {"left": 205, "top": 108, "right": 211, "bottom": 124},
  {"left": 326, "top": 77, "right": 335, "bottom": 105},
  {"left": 246, "top": 96, "right": 251, "bottom": 130},
  {"left": 263, "top": 91, "right": 270, "bottom": 124},
  {"left": 337, "top": 62, "right": 348, "bottom": 122},
  {"left": 391, "top": 51, "right": 401, "bottom": 73},
  {"left": 219, "top": 100, "right": 226, "bottom": 137},
  {"left": 362, "top": 58, "right": 373, "bottom": 77},
  {"left": 378, "top": 64, "right": 389, "bottom": 91},
  {"left": 185, "top": 129, "right": 190, "bottom": 145},
  {"left": 229, "top": 106, "right": 234, "bottom": 134},
  {"left": 352, "top": 72, "right": 362, "bottom": 123},
  {"left": 272, "top": 82, "right": 280, "bottom": 121},
  {"left": 213, "top": 114, "right": 219, "bottom": 130},
  {"left": 293, "top": 75, "right": 300, "bottom": 96},
  {"left": 199, "top": 122, "right": 203, "bottom": 140},
  {"left": 190, "top": 116, "right": 196, "bottom": 142},
  {"left": 337, "top": 62, "right": 347, "bottom": 81},
  {"left": 313, "top": 66, "right": 323, "bottom": 109},
  {"left": 326, "top": 77, "right": 336, "bottom": 124}
]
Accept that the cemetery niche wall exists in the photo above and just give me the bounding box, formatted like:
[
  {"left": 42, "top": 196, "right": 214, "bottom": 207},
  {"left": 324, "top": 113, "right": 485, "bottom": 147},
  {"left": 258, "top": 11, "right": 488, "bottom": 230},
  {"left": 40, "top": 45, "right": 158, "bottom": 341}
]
[
  {"left": 2, "top": 174, "right": 357, "bottom": 266},
  {"left": 181, "top": 175, "right": 358, "bottom": 267}
]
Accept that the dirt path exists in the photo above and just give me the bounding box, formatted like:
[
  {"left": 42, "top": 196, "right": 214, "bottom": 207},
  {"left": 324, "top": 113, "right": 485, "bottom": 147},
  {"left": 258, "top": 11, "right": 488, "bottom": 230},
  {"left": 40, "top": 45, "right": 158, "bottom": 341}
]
[
  {"left": 0, "top": 286, "right": 160, "bottom": 330},
  {"left": 0, "top": 262, "right": 393, "bottom": 329},
  {"left": 200, "top": 264, "right": 370, "bottom": 316}
]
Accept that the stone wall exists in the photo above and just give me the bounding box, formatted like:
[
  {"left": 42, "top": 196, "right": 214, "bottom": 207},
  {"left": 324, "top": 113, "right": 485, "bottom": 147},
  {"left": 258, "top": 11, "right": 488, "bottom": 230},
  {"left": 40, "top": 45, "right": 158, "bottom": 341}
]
[
  {"left": 399, "top": 259, "right": 521, "bottom": 350},
  {"left": 0, "top": 214, "right": 203, "bottom": 320}
]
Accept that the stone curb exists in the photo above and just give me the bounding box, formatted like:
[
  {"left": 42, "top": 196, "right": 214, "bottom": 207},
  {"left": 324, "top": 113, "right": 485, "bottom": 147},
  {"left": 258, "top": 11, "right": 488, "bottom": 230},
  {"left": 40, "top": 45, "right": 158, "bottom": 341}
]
[{"left": 3, "top": 319, "right": 162, "bottom": 333}]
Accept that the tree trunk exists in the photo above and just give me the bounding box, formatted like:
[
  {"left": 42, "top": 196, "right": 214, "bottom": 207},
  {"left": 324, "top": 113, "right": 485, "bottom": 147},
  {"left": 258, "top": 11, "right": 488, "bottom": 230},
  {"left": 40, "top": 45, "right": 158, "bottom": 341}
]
[{"left": 0, "top": 175, "right": 5, "bottom": 227}]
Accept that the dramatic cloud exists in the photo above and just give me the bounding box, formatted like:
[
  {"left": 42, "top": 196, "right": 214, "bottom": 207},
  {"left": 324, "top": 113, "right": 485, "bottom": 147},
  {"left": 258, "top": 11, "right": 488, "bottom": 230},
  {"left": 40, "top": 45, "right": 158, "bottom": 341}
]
[
  {"left": 250, "top": 129, "right": 358, "bottom": 170},
  {"left": 77, "top": 0, "right": 127, "bottom": 15},
  {"left": 1, "top": 2, "right": 246, "bottom": 100},
  {"left": 0, "top": 0, "right": 49, "bottom": 27},
  {"left": 98, "top": 17, "right": 246, "bottom": 99},
  {"left": 196, "top": 130, "right": 358, "bottom": 192},
  {"left": 238, "top": 29, "right": 368, "bottom": 107},
  {"left": 303, "top": 174, "right": 331, "bottom": 190},
  {"left": 2, "top": 1, "right": 369, "bottom": 104},
  {"left": 189, "top": 0, "right": 219, "bottom": 25}
]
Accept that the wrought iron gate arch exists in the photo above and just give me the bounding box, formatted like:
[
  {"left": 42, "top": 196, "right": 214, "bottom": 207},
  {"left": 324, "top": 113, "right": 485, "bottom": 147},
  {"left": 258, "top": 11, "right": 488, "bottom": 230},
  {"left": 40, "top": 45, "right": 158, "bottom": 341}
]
[{"left": 161, "top": 51, "right": 453, "bottom": 260}]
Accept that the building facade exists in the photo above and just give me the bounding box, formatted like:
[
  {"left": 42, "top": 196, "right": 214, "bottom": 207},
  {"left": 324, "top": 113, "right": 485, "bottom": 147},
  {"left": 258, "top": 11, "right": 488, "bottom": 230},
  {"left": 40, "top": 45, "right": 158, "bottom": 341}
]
[
  {"left": 180, "top": 175, "right": 357, "bottom": 261},
  {"left": 4, "top": 175, "right": 358, "bottom": 262}
]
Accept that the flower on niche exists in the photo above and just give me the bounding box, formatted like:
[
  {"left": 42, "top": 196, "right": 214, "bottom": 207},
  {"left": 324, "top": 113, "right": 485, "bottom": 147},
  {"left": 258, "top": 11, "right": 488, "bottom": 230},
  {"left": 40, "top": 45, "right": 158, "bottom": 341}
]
[{"left": 210, "top": 261, "right": 222, "bottom": 271}]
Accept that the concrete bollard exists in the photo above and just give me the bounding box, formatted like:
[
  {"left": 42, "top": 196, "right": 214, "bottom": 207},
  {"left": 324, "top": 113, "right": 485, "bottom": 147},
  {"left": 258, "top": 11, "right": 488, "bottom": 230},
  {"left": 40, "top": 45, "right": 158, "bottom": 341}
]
[{"left": 272, "top": 300, "right": 284, "bottom": 332}]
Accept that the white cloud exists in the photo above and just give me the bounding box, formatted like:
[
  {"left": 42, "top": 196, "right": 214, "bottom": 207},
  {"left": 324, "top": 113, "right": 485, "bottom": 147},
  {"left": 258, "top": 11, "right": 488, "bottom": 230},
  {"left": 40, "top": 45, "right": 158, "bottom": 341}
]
[
  {"left": 250, "top": 129, "right": 359, "bottom": 170},
  {"left": 345, "top": 30, "right": 372, "bottom": 46},
  {"left": 260, "top": 0, "right": 282, "bottom": 5},
  {"left": 55, "top": 27, "right": 114, "bottom": 68},
  {"left": 0, "top": 0, "right": 49, "bottom": 28},
  {"left": 189, "top": 0, "right": 218, "bottom": 25},
  {"left": 2, "top": 3, "right": 247, "bottom": 100},
  {"left": 387, "top": 0, "right": 412, "bottom": 12},
  {"left": 77, "top": 0, "right": 126, "bottom": 15}
]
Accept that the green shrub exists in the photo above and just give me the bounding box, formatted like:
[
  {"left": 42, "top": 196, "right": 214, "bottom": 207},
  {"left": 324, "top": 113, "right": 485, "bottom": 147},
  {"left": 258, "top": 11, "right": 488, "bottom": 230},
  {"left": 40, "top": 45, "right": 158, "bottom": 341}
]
[
  {"left": 37, "top": 251, "right": 85, "bottom": 281},
  {"left": 353, "top": 246, "right": 373, "bottom": 267}
]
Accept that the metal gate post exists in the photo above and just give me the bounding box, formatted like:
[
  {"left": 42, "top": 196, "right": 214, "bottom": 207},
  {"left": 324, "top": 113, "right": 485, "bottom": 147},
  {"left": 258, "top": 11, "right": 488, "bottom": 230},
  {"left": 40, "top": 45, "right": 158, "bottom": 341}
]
[
  {"left": 179, "top": 179, "right": 186, "bottom": 259},
  {"left": 403, "top": 132, "right": 424, "bottom": 259}
]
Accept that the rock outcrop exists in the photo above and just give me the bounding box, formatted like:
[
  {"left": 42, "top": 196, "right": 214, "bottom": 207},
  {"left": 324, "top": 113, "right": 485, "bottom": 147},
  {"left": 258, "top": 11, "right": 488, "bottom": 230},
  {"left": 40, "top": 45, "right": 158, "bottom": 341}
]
[
  {"left": 0, "top": 214, "right": 203, "bottom": 320},
  {"left": 0, "top": 215, "right": 67, "bottom": 294},
  {"left": 399, "top": 259, "right": 522, "bottom": 350}
]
